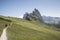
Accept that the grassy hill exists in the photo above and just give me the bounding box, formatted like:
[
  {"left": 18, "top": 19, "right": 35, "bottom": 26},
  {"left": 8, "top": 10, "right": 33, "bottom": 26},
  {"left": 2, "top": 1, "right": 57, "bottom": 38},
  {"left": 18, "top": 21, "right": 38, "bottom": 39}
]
[
  {"left": 0, "top": 16, "right": 11, "bottom": 36},
  {"left": 0, "top": 16, "right": 60, "bottom": 40}
]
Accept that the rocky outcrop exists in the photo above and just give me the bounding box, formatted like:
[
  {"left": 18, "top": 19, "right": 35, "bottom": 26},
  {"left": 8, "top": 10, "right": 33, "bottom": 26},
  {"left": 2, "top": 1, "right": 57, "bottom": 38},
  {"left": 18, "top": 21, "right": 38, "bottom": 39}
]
[
  {"left": 23, "top": 8, "right": 43, "bottom": 22},
  {"left": 23, "top": 12, "right": 31, "bottom": 21}
]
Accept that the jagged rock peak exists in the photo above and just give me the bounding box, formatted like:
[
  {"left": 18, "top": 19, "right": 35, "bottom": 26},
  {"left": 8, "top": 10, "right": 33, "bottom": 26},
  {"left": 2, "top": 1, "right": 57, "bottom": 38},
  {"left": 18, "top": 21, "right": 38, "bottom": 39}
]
[{"left": 23, "top": 8, "right": 43, "bottom": 22}]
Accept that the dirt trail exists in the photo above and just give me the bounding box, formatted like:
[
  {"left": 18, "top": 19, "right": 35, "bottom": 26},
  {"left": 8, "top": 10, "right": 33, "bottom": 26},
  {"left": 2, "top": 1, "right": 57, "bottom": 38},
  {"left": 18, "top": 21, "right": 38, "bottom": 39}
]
[{"left": 0, "top": 27, "right": 8, "bottom": 40}]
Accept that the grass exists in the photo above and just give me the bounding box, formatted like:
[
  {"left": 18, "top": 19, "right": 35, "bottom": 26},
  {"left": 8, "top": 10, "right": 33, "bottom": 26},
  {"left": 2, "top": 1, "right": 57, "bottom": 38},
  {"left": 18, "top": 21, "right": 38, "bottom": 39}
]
[
  {"left": 0, "top": 17, "right": 11, "bottom": 36},
  {"left": 0, "top": 16, "right": 60, "bottom": 40},
  {"left": 7, "top": 23, "right": 60, "bottom": 40}
]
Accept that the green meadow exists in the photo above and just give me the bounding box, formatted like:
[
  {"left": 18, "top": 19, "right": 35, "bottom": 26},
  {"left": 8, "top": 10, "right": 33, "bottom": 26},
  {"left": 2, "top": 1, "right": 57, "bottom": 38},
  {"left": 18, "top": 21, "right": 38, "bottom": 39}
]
[{"left": 0, "top": 16, "right": 60, "bottom": 40}]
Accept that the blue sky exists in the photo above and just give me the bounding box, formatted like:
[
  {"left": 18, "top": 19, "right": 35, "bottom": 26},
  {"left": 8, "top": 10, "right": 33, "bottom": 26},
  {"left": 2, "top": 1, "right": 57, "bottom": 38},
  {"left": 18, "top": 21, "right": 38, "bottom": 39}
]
[{"left": 0, "top": 0, "right": 60, "bottom": 18}]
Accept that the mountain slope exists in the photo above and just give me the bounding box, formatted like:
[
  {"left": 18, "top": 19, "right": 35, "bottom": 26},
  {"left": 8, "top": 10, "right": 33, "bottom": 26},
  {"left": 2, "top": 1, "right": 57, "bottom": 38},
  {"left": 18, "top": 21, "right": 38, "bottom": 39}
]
[
  {"left": 42, "top": 16, "right": 60, "bottom": 24},
  {"left": 0, "top": 16, "right": 60, "bottom": 40}
]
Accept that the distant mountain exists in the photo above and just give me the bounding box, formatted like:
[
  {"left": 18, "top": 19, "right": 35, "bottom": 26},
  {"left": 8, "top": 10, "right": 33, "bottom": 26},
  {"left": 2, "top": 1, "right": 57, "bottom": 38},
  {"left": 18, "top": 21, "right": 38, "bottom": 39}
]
[
  {"left": 23, "top": 8, "right": 60, "bottom": 25},
  {"left": 42, "top": 16, "right": 60, "bottom": 24},
  {"left": 23, "top": 8, "right": 43, "bottom": 22}
]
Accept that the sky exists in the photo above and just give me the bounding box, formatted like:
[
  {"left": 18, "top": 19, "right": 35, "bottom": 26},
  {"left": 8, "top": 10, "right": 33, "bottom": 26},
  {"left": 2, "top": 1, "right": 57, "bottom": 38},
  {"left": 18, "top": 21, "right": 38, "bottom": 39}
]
[{"left": 0, "top": 0, "right": 60, "bottom": 18}]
